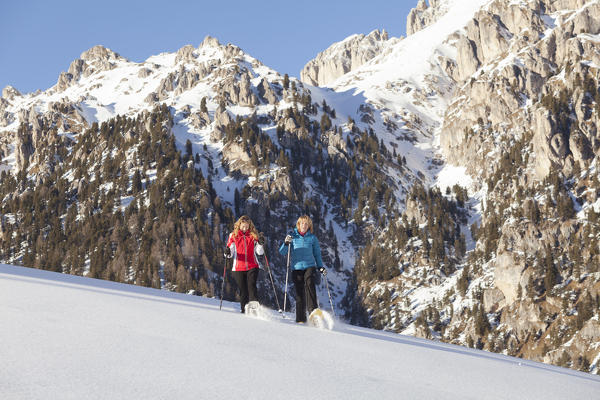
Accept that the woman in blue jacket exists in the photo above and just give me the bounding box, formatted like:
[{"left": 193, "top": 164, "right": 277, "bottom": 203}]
[{"left": 279, "top": 215, "right": 326, "bottom": 323}]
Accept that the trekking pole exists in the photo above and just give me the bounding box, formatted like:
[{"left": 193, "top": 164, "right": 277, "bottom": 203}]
[
  {"left": 264, "top": 253, "right": 282, "bottom": 313},
  {"left": 323, "top": 274, "right": 335, "bottom": 317},
  {"left": 219, "top": 257, "right": 228, "bottom": 311},
  {"left": 282, "top": 242, "right": 291, "bottom": 316}
]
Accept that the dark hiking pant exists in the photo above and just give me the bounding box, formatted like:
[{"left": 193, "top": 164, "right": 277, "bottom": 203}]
[
  {"left": 292, "top": 267, "right": 318, "bottom": 322},
  {"left": 232, "top": 268, "right": 259, "bottom": 313}
]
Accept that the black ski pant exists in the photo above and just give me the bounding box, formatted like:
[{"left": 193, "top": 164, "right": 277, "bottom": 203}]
[
  {"left": 232, "top": 268, "right": 259, "bottom": 313},
  {"left": 292, "top": 267, "right": 318, "bottom": 323}
]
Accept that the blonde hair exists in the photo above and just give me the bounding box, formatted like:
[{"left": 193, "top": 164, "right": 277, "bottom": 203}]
[
  {"left": 296, "top": 215, "right": 314, "bottom": 233},
  {"left": 232, "top": 215, "right": 259, "bottom": 240}
]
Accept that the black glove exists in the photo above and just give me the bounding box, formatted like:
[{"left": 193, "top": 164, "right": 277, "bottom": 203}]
[
  {"left": 318, "top": 267, "right": 327, "bottom": 276},
  {"left": 258, "top": 232, "right": 265, "bottom": 245},
  {"left": 224, "top": 247, "right": 231, "bottom": 257},
  {"left": 284, "top": 234, "right": 292, "bottom": 245}
]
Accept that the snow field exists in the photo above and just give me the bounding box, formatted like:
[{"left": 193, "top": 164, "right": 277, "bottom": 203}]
[{"left": 2, "top": 264, "right": 599, "bottom": 400}]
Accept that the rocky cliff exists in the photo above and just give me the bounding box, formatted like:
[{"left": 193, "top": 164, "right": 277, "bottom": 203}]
[
  {"left": 300, "top": 30, "right": 399, "bottom": 87},
  {"left": 349, "top": 0, "right": 600, "bottom": 374},
  {"left": 406, "top": 0, "right": 449, "bottom": 36}
]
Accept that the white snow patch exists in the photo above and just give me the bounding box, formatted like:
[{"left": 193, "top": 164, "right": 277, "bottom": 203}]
[{"left": 435, "top": 164, "right": 474, "bottom": 193}]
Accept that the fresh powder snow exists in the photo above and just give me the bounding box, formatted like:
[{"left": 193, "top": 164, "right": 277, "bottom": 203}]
[{"left": 1, "top": 264, "right": 599, "bottom": 399}]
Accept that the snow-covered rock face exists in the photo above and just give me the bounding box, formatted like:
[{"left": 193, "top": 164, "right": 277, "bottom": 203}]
[
  {"left": 406, "top": 0, "right": 450, "bottom": 36},
  {"left": 2, "top": 86, "right": 22, "bottom": 100},
  {"left": 56, "top": 45, "right": 129, "bottom": 93},
  {"left": 440, "top": 0, "right": 600, "bottom": 180},
  {"left": 300, "top": 30, "right": 399, "bottom": 87}
]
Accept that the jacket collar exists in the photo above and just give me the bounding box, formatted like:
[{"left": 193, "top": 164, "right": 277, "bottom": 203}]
[{"left": 294, "top": 228, "right": 311, "bottom": 237}]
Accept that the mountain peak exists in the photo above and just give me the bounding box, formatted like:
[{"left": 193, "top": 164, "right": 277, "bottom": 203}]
[
  {"left": 407, "top": 0, "right": 449, "bottom": 36},
  {"left": 53, "top": 45, "right": 128, "bottom": 93},
  {"left": 200, "top": 35, "right": 222, "bottom": 49},
  {"left": 2, "top": 85, "right": 22, "bottom": 100},
  {"left": 80, "top": 45, "right": 124, "bottom": 62},
  {"left": 300, "top": 29, "right": 397, "bottom": 87}
]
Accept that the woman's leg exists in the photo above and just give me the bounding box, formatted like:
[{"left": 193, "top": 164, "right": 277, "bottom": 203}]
[
  {"left": 292, "top": 269, "right": 306, "bottom": 322},
  {"left": 304, "top": 267, "right": 318, "bottom": 314},
  {"left": 232, "top": 271, "right": 249, "bottom": 312},
  {"left": 247, "top": 268, "right": 259, "bottom": 303}
]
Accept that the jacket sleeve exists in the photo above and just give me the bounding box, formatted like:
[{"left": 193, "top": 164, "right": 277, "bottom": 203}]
[
  {"left": 255, "top": 241, "right": 265, "bottom": 256},
  {"left": 226, "top": 233, "right": 235, "bottom": 258},
  {"left": 312, "top": 236, "right": 323, "bottom": 268},
  {"left": 278, "top": 241, "right": 288, "bottom": 256},
  {"left": 279, "top": 230, "right": 292, "bottom": 256}
]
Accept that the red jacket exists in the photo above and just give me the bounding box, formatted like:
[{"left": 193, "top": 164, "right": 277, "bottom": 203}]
[{"left": 226, "top": 231, "right": 264, "bottom": 271}]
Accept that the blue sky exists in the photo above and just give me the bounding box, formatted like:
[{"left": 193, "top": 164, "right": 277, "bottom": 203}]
[{"left": 0, "top": 0, "right": 413, "bottom": 94}]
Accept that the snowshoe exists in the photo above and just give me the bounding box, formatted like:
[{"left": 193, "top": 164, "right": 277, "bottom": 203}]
[
  {"left": 308, "top": 308, "right": 325, "bottom": 328},
  {"left": 308, "top": 308, "right": 334, "bottom": 330},
  {"left": 245, "top": 301, "right": 260, "bottom": 317}
]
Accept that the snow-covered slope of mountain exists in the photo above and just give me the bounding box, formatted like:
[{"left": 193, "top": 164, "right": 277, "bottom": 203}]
[{"left": 2, "top": 263, "right": 599, "bottom": 399}]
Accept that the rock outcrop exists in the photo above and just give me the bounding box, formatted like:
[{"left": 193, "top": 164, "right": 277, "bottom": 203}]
[
  {"left": 406, "top": 0, "right": 448, "bottom": 36},
  {"left": 441, "top": 0, "right": 600, "bottom": 180},
  {"left": 300, "top": 30, "right": 396, "bottom": 87},
  {"left": 2, "top": 86, "right": 22, "bottom": 100},
  {"left": 55, "top": 45, "right": 127, "bottom": 92}
]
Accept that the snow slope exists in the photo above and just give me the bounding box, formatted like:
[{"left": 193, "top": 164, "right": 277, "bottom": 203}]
[
  {"left": 316, "top": 0, "right": 494, "bottom": 190},
  {"left": 1, "top": 264, "right": 598, "bottom": 399}
]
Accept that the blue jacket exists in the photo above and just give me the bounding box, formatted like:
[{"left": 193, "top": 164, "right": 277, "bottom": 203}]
[{"left": 279, "top": 228, "right": 323, "bottom": 270}]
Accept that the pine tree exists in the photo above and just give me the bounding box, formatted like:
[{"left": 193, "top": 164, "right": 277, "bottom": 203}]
[
  {"left": 474, "top": 303, "right": 491, "bottom": 336},
  {"left": 283, "top": 74, "right": 289, "bottom": 90},
  {"left": 132, "top": 170, "right": 143, "bottom": 194},
  {"left": 457, "top": 267, "right": 469, "bottom": 296},
  {"left": 544, "top": 249, "right": 557, "bottom": 293}
]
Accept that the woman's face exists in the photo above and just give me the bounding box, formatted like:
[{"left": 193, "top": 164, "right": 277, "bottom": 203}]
[
  {"left": 298, "top": 220, "right": 309, "bottom": 233},
  {"left": 240, "top": 222, "right": 250, "bottom": 232}
]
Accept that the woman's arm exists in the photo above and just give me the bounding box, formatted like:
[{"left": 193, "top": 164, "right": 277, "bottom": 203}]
[
  {"left": 255, "top": 242, "right": 265, "bottom": 256},
  {"left": 278, "top": 241, "right": 287, "bottom": 256},
  {"left": 312, "top": 236, "right": 324, "bottom": 268},
  {"left": 225, "top": 233, "right": 235, "bottom": 258}
]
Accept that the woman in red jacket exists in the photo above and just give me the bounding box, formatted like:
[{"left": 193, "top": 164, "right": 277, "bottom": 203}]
[{"left": 225, "top": 215, "right": 265, "bottom": 313}]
